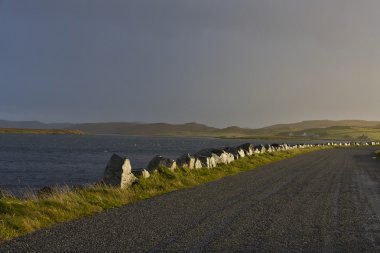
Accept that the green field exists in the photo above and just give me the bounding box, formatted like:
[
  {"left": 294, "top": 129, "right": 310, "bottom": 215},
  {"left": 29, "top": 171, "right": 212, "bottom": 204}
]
[
  {"left": 224, "top": 125, "right": 380, "bottom": 141},
  {"left": 275, "top": 126, "right": 380, "bottom": 141},
  {"left": 221, "top": 126, "right": 380, "bottom": 141}
]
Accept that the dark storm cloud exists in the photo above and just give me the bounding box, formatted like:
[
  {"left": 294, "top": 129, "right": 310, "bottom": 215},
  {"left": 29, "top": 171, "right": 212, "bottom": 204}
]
[{"left": 1, "top": 0, "right": 379, "bottom": 127}]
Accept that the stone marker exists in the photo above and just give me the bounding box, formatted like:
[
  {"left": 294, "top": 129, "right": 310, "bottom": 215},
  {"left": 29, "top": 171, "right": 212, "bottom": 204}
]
[
  {"left": 147, "top": 155, "right": 177, "bottom": 172},
  {"left": 194, "top": 158, "right": 203, "bottom": 169},
  {"left": 271, "top": 143, "right": 280, "bottom": 151},
  {"left": 177, "top": 153, "right": 197, "bottom": 169},
  {"left": 177, "top": 154, "right": 203, "bottom": 169},
  {"left": 194, "top": 155, "right": 217, "bottom": 168},
  {"left": 255, "top": 145, "right": 266, "bottom": 154},
  {"left": 237, "top": 147, "right": 246, "bottom": 158},
  {"left": 223, "top": 147, "right": 240, "bottom": 159},
  {"left": 237, "top": 143, "right": 254, "bottom": 156},
  {"left": 103, "top": 154, "right": 138, "bottom": 189},
  {"left": 197, "top": 149, "right": 232, "bottom": 165},
  {"left": 264, "top": 144, "right": 275, "bottom": 153}
]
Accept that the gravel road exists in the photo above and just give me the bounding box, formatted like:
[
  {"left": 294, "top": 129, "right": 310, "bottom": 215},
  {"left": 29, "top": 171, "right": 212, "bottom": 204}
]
[{"left": 1, "top": 147, "right": 380, "bottom": 252}]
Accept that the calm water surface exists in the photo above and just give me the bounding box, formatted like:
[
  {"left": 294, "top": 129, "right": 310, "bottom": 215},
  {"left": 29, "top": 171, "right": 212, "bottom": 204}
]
[{"left": 0, "top": 134, "right": 321, "bottom": 193}]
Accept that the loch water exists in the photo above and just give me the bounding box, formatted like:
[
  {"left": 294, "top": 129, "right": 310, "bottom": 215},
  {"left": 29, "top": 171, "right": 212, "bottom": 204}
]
[{"left": 0, "top": 134, "right": 323, "bottom": 193}]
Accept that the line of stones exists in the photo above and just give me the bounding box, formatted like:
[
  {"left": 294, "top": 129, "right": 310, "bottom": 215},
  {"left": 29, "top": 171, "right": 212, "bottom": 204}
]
[{"left": 103, "top": 141, "right": 380, "bottom": 189}]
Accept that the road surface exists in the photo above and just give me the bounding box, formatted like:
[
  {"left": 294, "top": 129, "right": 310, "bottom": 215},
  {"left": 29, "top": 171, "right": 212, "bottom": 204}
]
[{"left": 1, "top": 147, "right": 380, "bottom": 252}]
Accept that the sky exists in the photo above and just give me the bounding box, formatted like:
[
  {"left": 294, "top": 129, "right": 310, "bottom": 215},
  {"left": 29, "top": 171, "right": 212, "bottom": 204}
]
[{"left": 0, "top": 0, "right": 380, "bottom": 128}]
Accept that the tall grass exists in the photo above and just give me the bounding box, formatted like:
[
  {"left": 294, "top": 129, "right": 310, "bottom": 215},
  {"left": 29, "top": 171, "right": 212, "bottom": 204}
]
[{"left": 0, "top": 147, "right": 326, "bottom": 242}]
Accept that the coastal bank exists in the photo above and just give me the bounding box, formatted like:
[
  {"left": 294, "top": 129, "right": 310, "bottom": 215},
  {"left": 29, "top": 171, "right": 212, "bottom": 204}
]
[{"left": 0, "top": 141, "right": 379, "bottom": 242}]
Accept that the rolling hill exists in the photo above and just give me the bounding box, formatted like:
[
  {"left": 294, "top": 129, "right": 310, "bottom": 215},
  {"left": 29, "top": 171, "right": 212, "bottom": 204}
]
[
  {"left": 2, "top": 119, "right": 380, "bottom": 140},
  {"left": 66, "top": 122, "right": 255, "bottom": 137},
  {"left": 67, "top": 120, "right": 380, "bottom": 140},
  {"left": 264, "top": 120, "right": 380, "bottom": 131}
]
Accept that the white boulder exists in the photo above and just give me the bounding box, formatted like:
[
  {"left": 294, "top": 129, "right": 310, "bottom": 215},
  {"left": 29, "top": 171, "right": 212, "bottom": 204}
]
[{"left": 103, "top": 154, "right": 138, "bottom": 189}]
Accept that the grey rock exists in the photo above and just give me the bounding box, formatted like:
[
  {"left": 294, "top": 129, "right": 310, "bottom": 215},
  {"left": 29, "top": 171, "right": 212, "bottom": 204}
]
[
  {"left": 147, "top": 155, "right": 177, "bottom": 172},
  {"left": 237, "top": 148, "right": 246, "bottom": 158},
  {"left": 264, "top": 144, "right": 275, "bottom": 152},
  {"left": 121, "top": 174, "right": 138, "bottom": 189},
  {"left": 103, "top": 154, "right": 138, "bottom": 189},
  {"left": 194, "top": 158, "right": 203, "bottom": 169},
  {"left": 223, "top": 147, "right": 240, "bottom": 159},
  {"left": 254, "top": 145, "right": 266, "bottom": 154},
  {"left": 196, "top": 149, "right": 233, "bottom": 165},
  {"left": 194, "top": 155, "right": 217, "bottom": 168},
  {"left": 271, "top": 143, "right": 280, "bottom": 151},
  {"left": 177, "top": 153, "right": 197, "bottom": 169},
  {"left": 281, "top": 143, "right": 290, "bottom": 150},
  {"left": 237, "top": 143, "right": 254, "bottom": 156},
  {"left": 177, "top": 154, "right": 204, "bottom": 169},
  {"left": 223, "top": 152, "right": 235, "bottom": 163}
]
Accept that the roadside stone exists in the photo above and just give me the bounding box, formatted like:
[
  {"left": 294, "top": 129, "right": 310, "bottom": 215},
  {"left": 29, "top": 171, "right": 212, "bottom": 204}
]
[
  {"left": 194, "top": 158, "right": 203, "bottom": 169},
  {"left": 265, "top": 144, "right": 275, "bottom": 153},
  {"left": 237, "top": 143, "right": 254, "bottom": 156},
  {"left": 255, "top": 145, "right": 266, "bottom": 154},
  {"left": 194, "top": 155, "right": 217, "bottom": 168},
  {"left": 197, "top": 149, "right": 232, "bottom": 164},
  {"left": 223, "top": 147, "right": 240, "bottom": 159},
  {"left": 103, "top": 154, "right": 138, "bottom": 189},
  {"left": 271, "top": 143, "right": 280, "bottom": 151},
  {"left": 147, "top": 155, "right": 177, "bottom": 172},
  {"left": 237, "top": 147, "right": 246, "bottom": 158},
  {"left": 177, "top": 153, "right": 197, "bottom": 169}
]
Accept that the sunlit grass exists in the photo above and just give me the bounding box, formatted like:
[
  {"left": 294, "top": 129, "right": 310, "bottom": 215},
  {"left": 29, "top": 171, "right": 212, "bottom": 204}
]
[{"left": 0, "top": 147, "right": 326, "bottom": 242}]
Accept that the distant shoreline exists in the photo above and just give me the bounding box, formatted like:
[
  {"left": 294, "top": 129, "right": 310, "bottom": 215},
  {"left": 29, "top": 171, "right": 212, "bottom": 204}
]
[
  {"left": 0, "top": 128, "right": 84, "bottom": 135},
  {"left": 0, "top": 127, "right": 376, "bottom": 142},
  {"left": 0, "top": 129, "right": 362, "bottom": 142},
  {"left": 1, "top": 119, "right": 380, "bottom": 140}
]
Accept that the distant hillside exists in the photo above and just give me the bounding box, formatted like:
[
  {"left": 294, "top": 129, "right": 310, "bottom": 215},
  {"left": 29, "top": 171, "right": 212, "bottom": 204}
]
[
  {"left": 67, "top": 120, "right": 380, "bottom": 140},
  {"left": 275, "top": 126, "right": 380, "bottom": 141},
  {"left": 2, "top": 119, "right": 380, "bottom": 140},
  {"left": 0, "top": 119, "right": 72, "bottom": 129},
  {"left": 67, "top": 122, "right": 262, "bottom": 137},
  {"left": 68, "top": 122, "right": 253, "bottom": 137},
  {"left": 264, "top": 120, "right": 380, "bottom": 131}
]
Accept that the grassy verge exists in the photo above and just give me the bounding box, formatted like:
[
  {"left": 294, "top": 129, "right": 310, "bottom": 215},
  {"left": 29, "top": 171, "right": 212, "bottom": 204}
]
[{"left": 0, "top": 147, "right": 327, "bottom": 242}]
